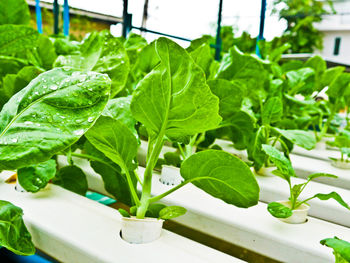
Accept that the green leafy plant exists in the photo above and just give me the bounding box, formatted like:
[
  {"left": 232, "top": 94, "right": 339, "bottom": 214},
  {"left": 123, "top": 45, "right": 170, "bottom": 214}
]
[
  {"left": 327, "top": 130, "right": 350, "bottom": 164},
  {"left": 262, "top": 145, "right": 350, "bottom": 218},
  {"left": 83, "top": 37, "right": 260, "bottom": 220},
  {"left": 321, "top": 237, "right": 350, "bottom": 263}
]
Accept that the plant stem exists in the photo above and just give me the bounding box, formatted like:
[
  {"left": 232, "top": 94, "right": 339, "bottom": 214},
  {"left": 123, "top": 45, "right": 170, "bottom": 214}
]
[
  {"left": 320, "top": 105, "right": 336, "bottom": 140},
  {"left": 136, "top": 133, "right": 165, "bottom": 218},
  {"left": 69, "top": 152, "right": 140, "bottom": 206}
]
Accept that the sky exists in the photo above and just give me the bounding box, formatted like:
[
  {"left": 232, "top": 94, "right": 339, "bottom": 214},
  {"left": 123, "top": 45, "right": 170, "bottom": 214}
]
[{"left": 40, "top": 0, "right": 287, "bottom": 46}]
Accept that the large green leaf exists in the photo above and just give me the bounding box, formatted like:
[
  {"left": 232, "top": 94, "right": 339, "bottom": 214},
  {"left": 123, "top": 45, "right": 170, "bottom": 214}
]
[
  {"left": 261, "top": 97, "right": 283, "bottom": 125},
  {"left": 0, "top": 0, "right": 30, "bottom": 25},
  {"left": 215, "top": 46, "right": 267, "bottom": 91},
  {"left": 0, "top": 25, "right": 39, "bottom": 55},
  {"left": 53, "top": 165, "right": 88, "bottom": 195},
  {"left": 55, "top": 31, "right": 129, "bottom": 97},
  {"left": 274, "top": 128, "right": 316, "bottom": 150},
  {"left": 207, "top": 79, "right": 243, "bottom": 121},
  {"left": 85, "top": 116, "right": 138, "bottom": 170},
  {"left": 180, "top": 150, "right": 259, "bottom": 208},
  {"left": 320, "top": 237, "right": 350, "bottom": 262},
  {"left": 17, "top": 159, "right": 56, "bottom": 193},
  {"left": 261, "top": 144, "right": 295, "bottom": 182},
  {"left": 0, "top": 200, "right": 35, "bottom": 255},
  {"left": 0, "top": 68, "right": 111, "bottom": 170},
  {"left": 131, "top": 37, "right": 221, "bottom": 142}
]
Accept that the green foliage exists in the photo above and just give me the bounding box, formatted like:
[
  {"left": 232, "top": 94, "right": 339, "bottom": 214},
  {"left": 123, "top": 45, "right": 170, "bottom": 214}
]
[
  {"left": 17, "top": 159, "right": 56, "bottom": 193},
  {"left": 271, "top": 0, "right": 334, "bottom": 53},
  {"left": 0, "top": 0, "right": 30, "bottom": 25},
  {"left": 180, "top": 150, "right": 260, "bottom": 208},
  {"left": 53, "top": 165, "right": 88, "bottom": 195},
  {"left": 320, "top": 237, "right": 350, "bottom": 262},
  {"left": 131, "top": 37, "right": 221, "bottom": 142},
  {"left": 55, "top": 31, "right": 130, "bottom": 97},
  {"left": 267, "top": 202, "right": 293, "bottom": 218},
  {"left": 0, "top": 201, "right": 35, "bottom": 255},
  {"left": 0, "top": 68, "right": 111, "bottom": 170}
]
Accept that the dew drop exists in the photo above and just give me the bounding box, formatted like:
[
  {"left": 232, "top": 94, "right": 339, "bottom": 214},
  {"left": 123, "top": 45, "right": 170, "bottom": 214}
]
[
  {"left": 50, "top": 85, "right": 58, "bottom": 90},
  {"left": 74, "top": 129, "right": 84, "bottom": 136},
  {"left": 88, "top": 117, "right": 94, "bottom": 123},
  {"left": 11, "top": 138, "right": 18, "bottom": 143},
  {"left": 24, "top": 121, "right": 33, "bottom": 125}
]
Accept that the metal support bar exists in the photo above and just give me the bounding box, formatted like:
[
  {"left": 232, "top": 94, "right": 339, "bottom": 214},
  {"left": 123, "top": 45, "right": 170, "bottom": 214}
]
[
  {"left": 122, "top": 0, "right": 130, "bottom": 37},
  {"left": 256, "top": 0, "right": 266, "bottom": 57},
  {"left": 63, "top": 0, "right": 70, "bottom": 36},
  {"left": 131, "top": 26, "right": 192, "bottom": 42},
  {"left": 35, "top": 0, "right": 43, "bottom": 34},
  {"left": 53, "top": 0, "right": 59, "bottom": 34},
  {"left": 215, "top": 0, "right": 223, "bottom": 61}
]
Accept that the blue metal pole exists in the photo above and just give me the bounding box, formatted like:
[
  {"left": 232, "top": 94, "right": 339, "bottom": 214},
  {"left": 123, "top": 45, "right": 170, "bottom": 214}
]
[
  {"left": 215, "top": 0, "right": 223, "bottom": 61},
  {"left": 256, "top": 0, "right": 266, "bottom": 57},
  {"left": 63, "top": 0, "right": 70, "bottom": 36},
  {"left": 53, "top": 0, "right": 59, "bottom": 34},
  {"left": 35, "top": 0, "right": 43, "bottom": 34}
]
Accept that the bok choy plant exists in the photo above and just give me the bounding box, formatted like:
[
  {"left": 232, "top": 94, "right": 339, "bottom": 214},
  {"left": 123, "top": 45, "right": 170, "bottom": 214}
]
[
  {"left": 84, "top": 37, "right": 260, "bottom": 220},
  {"left": 261, "top": 145, "right": 350, "bottom": 219}
]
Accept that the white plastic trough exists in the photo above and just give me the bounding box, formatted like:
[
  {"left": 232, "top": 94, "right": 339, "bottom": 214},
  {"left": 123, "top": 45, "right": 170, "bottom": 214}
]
[
  {"left": 0, "top": 170, "right": 241, "bottom": 263},
  {"left": 67, "top": 156, "right": 350, "bottom": 263}
]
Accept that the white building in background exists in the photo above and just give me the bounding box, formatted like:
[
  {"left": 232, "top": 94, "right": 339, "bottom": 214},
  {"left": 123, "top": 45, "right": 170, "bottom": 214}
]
[{"left": 316, "top": 0, "right": 350, "bottom": 64}]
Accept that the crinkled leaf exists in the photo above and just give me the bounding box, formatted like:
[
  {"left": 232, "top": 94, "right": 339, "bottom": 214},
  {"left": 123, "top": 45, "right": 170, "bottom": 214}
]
[
  {"left": 261, "top": 144, "right": 294, "bottom": 182},
  {"left": 189, "top": 43, "right": 214, "bottom": 79},
  {"left": 274, "top": 127, "right": 316, "bottom": 150},
  {"left": 0, "top": 200, "right": 35, "bottom": 255},
  {"left": 159, "top": 206, "right": 187, "bottom": 220},
  {"left": 262, "top": 97, "right": 283, "bottom": 125},
  {"left": 102, "top": 96, "right": 137, "bottom": 136},
  {"left": 55, "top": 31, "right": 129, "bottom": 96},
  {"left": 0, "top": 68, "right": 111, "bottom": 170},
  {"left": 53, "top": 165, "right": 88, "bottom": 195},
  {"left": 267, "top": 202, "right": 293, "bottom": 218},
  {"left": 0, "top": 25, "right": 39, "bottom": 55},
  {"left": 0, "top": 0, "right": 30, "bottom": 25},
  {"left": 131, "top": 38, "right": 221, "bottom": 142},
  {"left": 313, "top": 192, "right": 350, "bottom": 210},
  {"left": 208, "top": 79, "right": 243, "bottom": 121},
  {"left": 180, "top": 150, "right": 259, "bottom": 208},
  {"left": 215, "top": 46, "right": 268, "bottom": 92},
  {"left": 17, "top": 159, "right": 56, "bottom": 193}
]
